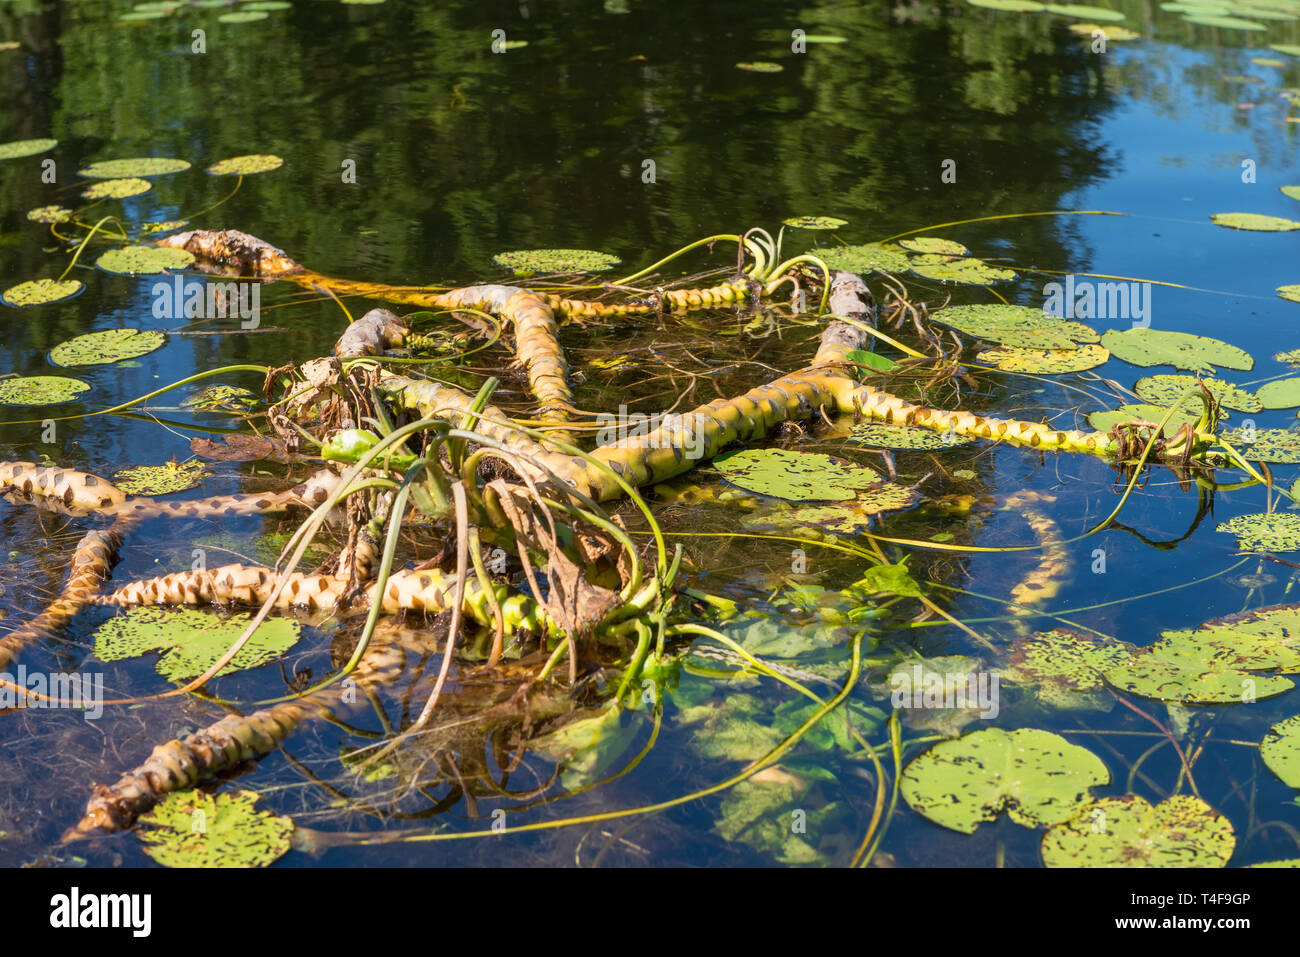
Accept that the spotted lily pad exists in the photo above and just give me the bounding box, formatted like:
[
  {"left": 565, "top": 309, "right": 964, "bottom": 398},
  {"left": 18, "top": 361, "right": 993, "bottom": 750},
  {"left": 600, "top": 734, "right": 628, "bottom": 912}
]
[
  {"left": 1041, "top": 795, "right": 1235, "bottom": 868},
  {"left": 899, "top": 237, "right": 969, "bottom": 256},
  {"left": 933, "top": 304, "right": 1099, "bottom": 350},
  {"left": 493, "top": 249, "right": 621, "bottom": 274},
  {"left": 96, "top": 245, "right": 195, "bottom": 275},
  {"left": 1087, "top": 402, "right": 1200, "bottom": 433},
  {"left": 1134, "top": 374, "right": 1260, "bottom": 412},
  {"left": 849, "top": 423, "right": 972, "bottom": 449},
  {"left": 137, "top": 790, "right": 293, "bottom": 868},
  {"left": 1004, "top": 629, "right": 1136, "bottom": 711},
  {"left": 139, "top": 220, "right": 189, "bottom": 235},
  {"left": 1260, "top": 714, "right": 1300, "bottom": 788},
  {"left": 1100, "top": 328, "right": 1253, "bottom": 374},
  {"left": 1220, "top": 427, "right": 1300, "bottom": 463},
  {"left": 1279, "top": 286, "right": 1300, "bottom": 303},
  {"left": 976, "top": 343, "right": 1109, "bottom": 373},
  {"left": 1, "top": 278, "right": 84, "bottom": 307},
  {"left": 909, "top": 254, "right": 1016, "bottom": 285},
  {"left": 93, "top": 606, "right": 302, "bottom": 682},
  {"left": 1210, "top": 212, "right": 1300, "bottom": 231},
  {"left": 111, "top": 459, "right": 209, "bottom": 496},
  {"left": 782, "top": 216, "right": 846, "bottom": 229},
  {"left": 1044, "top": 3, "right": 1128, "bottom": 20},
  {"left": 206, "top": 154, "right": 284, "bottom": 176},
  {"left": 713, "top": 448, "right": 883, "bottom": 501},
  {"left": 1103, "top": 647, "right": 1292, "bottom": 703},
  {"left": 50, "top": 328, "right": 165, "bottom": 367},
  {"left": 900, "top": 728, "right": 1109, "bottom": 834},
  {"left": 81, "top": 178, "right": 152, "bottom": 200},
  {"left": 1254, "top": 378, "right": 1300, "bottom": 409},
  {"left": 736, "top": 61, "right": 783, "bottom": 72},
  {"left": 182, "top": 385, "right": 261, "bottom": 413},
  {"left": 78, "top": 157, "right": 190, "bottom": 178},
  {"left": 1275, "top": 348, "right": 1300, "bottom": 365},
  {"left": 818, "top": 243, "right": 911, "bottom": 275},
  {"left": 0, "top": 375, "right": 90, "bottom": 406},
  {"left": 0, "top": 138, "right": 57, "bottom": 161},
  {"left": 26, "top": 205, "right": 74, "bottom": 224},
  {"left": 789, "top": 490, "right": 918, "bottom": 529},
  {"left": 1216, "top": 512, "right": 1300, "bottom": 552}
]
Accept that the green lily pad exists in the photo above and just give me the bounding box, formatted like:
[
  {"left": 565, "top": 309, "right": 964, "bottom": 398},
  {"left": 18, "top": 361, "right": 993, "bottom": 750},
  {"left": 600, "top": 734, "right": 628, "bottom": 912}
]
[
  {"left": 93, "top": 606, "right": 302, "bottom": 682},
  {"left": 0, "top": 138, "right": 57, "bottom": 161},
  {"left": 111, "top": 459, "right": 209, "bottom": 496},
  {"left": 531, "top": 702, "right": 640, "bottom": 791},
  {"left": 1278, "top": 286, "right": 1300, "bottom": 303},
  {"left": 138, "top": 220, "right": 189, "bottom": 235},
  {"left": 0, "top": 375, "right": 90, "bottom": 406},
  {"left": 781, "top": 216, "right": 846, "bottom": 229},
  {"left": 1260, "top": 714, "right": 1300, "bottom": 788},
  {"left": 1087, "top": 402, "right": 1199, "bottom": 433},
  {"left": 242, "top": 0, "right": 293, "bottom": 9},
  {"left": 1044, "top": 3, "right": 1128, "bottom": 20},
  {"left": 1067, "top": 22, "right": 1140, "bottom": 38},
  {"left": 1282, "top": 186, "right": 1300, "bottom": 202},
  {"left": 736, "top": 61, "right": 783, "bottom": 72},
  {"left": 1104, "top": 656, "right": 1292, "bottom": 703},
  {"left": 900, "top": 728, "right": 1109, "bottom": 834},
  {"left": 78, "top": 157, "right": 190, "bottom": 178},
  {"left": 1220, "top": 428, "right": 1300, "bottom": 463},
  {"left": 933, "top": 304, "right": 1099, "bottom": 350},
  {"left": 137, "top": 790, "right": 293, "bottom": 868},
  {"left": 712, "top": 448, "right": 883, "bottom": 501},
  {"left": 818, "top": 243, "right": 911, "bottom": 275},
  {"left": 899, "top": 237, "right": 970, "bottom": 256},
  {"left": 1273, "top": 45, "right": 1300, "bottom": 57},
  {"left": 1210, "top": 212, "right": 1300, "bottom": 231},
  {"left": 968, "top": 0, "right": 1046, "bottom": 10},
  {"left": 1183, "top": 14, "right": 1268, "bottom": 28},
  {"left": 909, "top": 254, "right": 1016, "bottom": 285},
  {"left": 50, "top": 329, "right": 165, "bottom": 367},
  {"left": 1004, "top": 629, "right": 1137, "bottom": 710},
  {"left": 849, "top": 423, "right": 972, "bottom": 449},
  {"left": 1216, "top": 512, "right": 1300, "bottom": 552},
  {"left": 206, "top": 154, "right": 284, "bottom": 176},
  {"left": 26, "top": 205, "right": 74, "bottom": 224},
  {"left": 218, "top": 10, "right": 269, "bottom": 22},
  {"left": 854, "top": 561, "right": 924, "bottom": 598},
  {"left": 1255, "top": 377, "right": 1300, "bottom": 409},
  {"left": 1, "top": 278, "right": 84, "bottom": 307},
  {"left": 1041, "top": 795, "right": 1235, "bottom": 868},
  {"left": 81, "top": 178, "right": 152, "bottom": 200},
  {"left": 789, "top": 490, "right": 919, "bottom": 528},
  {"left": 96, "top": 245, "right": 195, "bottom": 275},
  {"left": 1276, "top": 348, "right": 1300, "bottom": 365},
  {"left": 1134, "top": 374, "right": 1260, "bottom": 412},
  {"left": 976, "top": 343, "right": 1110, "bottom": 373},
  {"left": 493, "top": 248, "right": 621, "bottom": 274},
  {"left": 1100, "top": 328, "right": 1253, "bottom": 374}
]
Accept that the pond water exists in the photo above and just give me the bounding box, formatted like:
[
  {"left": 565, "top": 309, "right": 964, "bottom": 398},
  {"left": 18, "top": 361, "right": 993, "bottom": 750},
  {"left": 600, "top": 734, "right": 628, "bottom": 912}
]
[{"left": 1, "top": 0, "right": 1298, "bottom": 868}]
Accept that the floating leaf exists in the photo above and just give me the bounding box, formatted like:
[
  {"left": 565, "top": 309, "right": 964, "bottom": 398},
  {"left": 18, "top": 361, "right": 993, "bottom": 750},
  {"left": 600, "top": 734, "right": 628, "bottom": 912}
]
[
  {"left": 1261, "top": 714, "right": 1300, "bottom": 788},
  {"left": 909, "top": 254, "right": 1016, "bottom": 285},
  {"left": 789, "top": 491, "right": 918, "bottom": 530},
  {"left": 736, "top": 61, "right": 783, "bottom": 72},
  {"left": 1217, "top": 512, "right": 1300, "bottom": 552},
  {"left": 218, "top": 10, "right": 269, "bottom": 22},
  {"left": 818, "top": 243, "right": 911, "bottom": 275},
  {"left": 712, "top": 448, "right": 883, "bottom": 501},
  {"left": 81, "top": 177, "right": 152, "bottom": 200},
  {"left": 111, "top": 459, "right": 209, "bottom": 496},
  {"left": 976, "top": 343, "right": 1109, "bottom": 373},
  {"left": 1044, "top": 3, "right": 1128, "bottom": 20},
  {"left": 849, "top": 423, "right": 971, "bottom": 449},
  {"left": 1278, "top": 285, "right": 1300, "bottom": 303},
  {"left": 1210, "top": 212, "right": 1300, "bottom": 231},
  {"left": 94, "top": 606, "right": 301, "bottom": 682},
  {"left": 1219, "top": 427, "right": 1300, "bottom": 463},
  {"left": 933, "top": 304, "right": 1098, "bottom": 349},
  {"left": 1282, "top": 186, "right": 1300, "bottom": 202},
  {"left": 899, "top": 236, "right": 970, "bottom": 256},
  {"left": 182, "top": 384, "right": 261, "bottom": 413},
  {"left": 1087, "top": 402, "right": 1199, "bottom": 433},
  {"left": 137, "top": 790, "right": 293, "bottom": 869},
  {"left": 1134, "top": 374, "right": 1260, "bottom": 412},
  {"left": 50, "top": 329, "right": 165, "bottom": 367},
  {"left": 1255, "top": 378, "right": 1300, "bottom": 409},
  {"left": 1004, "top": 629, "right": 1136, "bottom": 711},
  {"left": 1, "top": 278, "right": 84, "bottom": 307},
  {"left": 854, "top": 561, "right": 924, "bottom": 597},
  {"left": 1067, "top": 22, "right": 1140, "bottom": 38},
  {"left": 1273, "top": 45, "right": 1300, "bottom": 57},
  {"left": 493, "top": 248, "right": 620, "bottom": 274},
  {"left": 139, "top": 220, "right": 189, "bottom": 235},
  {"left": 0, "top": 42, "right": 19, "bottom": 52},
  {"left": 1041, "top": 795, "right": 1235, "bottom": 868},
  {"left": 1183, "top": 14, "right": 1267, "bottom": 28},
  {"left": 26, "top": 205, "right": 74, "bottom": 224},
  {"left": 0, "top": 375, "right": 90, "bottom": 406},
  {"left": 0, "top": 138, "right": 57, "bottom": 161},
  {"left": 1276, "top": 348, "right": 1300, "bottom": 365},
  {"left": 78, "top": 157, "right": 190, "bottom": 178},
  {"left": 781, "top": 216, "right": 846, "bottom": 229},
  {"left": 801, "top": 34, "right": 848, "bottom": 43},
  {"left": 206, "top": 154, "right": 284, "bottom": 176},
  {"left": 900, "top": 728, "right": 1109, "bottom": 834},
  {"left": 1100, "top": 328, "right": 1252, "bottom": 373},
  {"left": 96, "top": 245, "right": 195, "bottom": 275},
  {"left": 968, "top": 0, "right": 1046, "bottom": 9},
  {"left": 531, "top": 702, "right": 640, "bottom": 791}
]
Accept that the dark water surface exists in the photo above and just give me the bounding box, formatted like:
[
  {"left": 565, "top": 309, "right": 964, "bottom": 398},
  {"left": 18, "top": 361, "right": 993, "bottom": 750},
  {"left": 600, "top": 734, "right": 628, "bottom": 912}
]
[{"left": 1, "top": 0, "right": 1299, "bottom": 867}]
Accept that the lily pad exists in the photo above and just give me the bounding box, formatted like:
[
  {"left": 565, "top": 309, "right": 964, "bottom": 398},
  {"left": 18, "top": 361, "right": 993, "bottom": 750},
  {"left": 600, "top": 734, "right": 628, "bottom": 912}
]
[
  {"left": 1067, "top": 22, "right": 1140, "bottom": 38},
  {"left": 1210, "top": 212, "right": 1300, "bottom": 231},
  {"left": 81, "top": 177, "right": 152, "bottom": 200},
  {"left": 1260, "top": 714, "right": 1300, "bottom": 788},
  {"left": 139, "top": 220, "right": 189, "bottom": 235},
  {"left": 976, "top": 343, "right": 1110, "bottom": 373},
  {"left": 900, "top": 728, "right": 1109, "bottom": 834},
  {"left": 1, "top": 278, "right": 84, "bottom": 307},
  {"left": 712, "top": 448, "right": 883, "bottom": 501},
  {"left": 0, "top": 138, "right": 57, "bottom": 161},
  {"left": 849, "top": 423, "right": 972, "bottom": 449},
  {"left": 50, "top": 329, "right": 165, "bottom": 367},
  {"left": 0, "top": 375, "right": 90, "bottom": 406},
  {"left": 1282, "top": 186, "right": 1300, "bottom": 202},
  {"left": 206, "top": 154, "right": 284, "bottom": 176},
  {"left": 93, "top": 606, "right": 301, "bottom": 682},
  {"left": 182, "top": 384, "right": 261, "bottom": 413},
  {"left": 1276, "top": 348, "right": 1300, "bottom": 365},
  {"left": 1273, "top": 45, "right": 1300, "bottom": 57},
  {"left": 933, "top": 304, "right": 1099, "bottom": 350},
  {"left": 968, "top": 0, "right": 1046, "bottom": 9},
  {"left": 137, "top": 790, "right": 293, "bottom": 869},
  {"left": 78, "top": 157, "right": 190, "bottom": 178},
  {"left": 1216, "top": 512, "right": 1300, "bottom": 552},
  {"left": 1041, "top": 795, "right": 1235, "bottom": 868},
  {"left": 1220, "top": 427, "right": 1300, "bottom": 463},
  {"left": 96, "top": 245, "right": 195, "bottom": 275},
  {"left": 26, "top": 205, "right": 74, "bottom": 224},
  {"left": 1100, "top": 328, "right": 1253, "bottom": 374},
  {"left": 909, "top": 254, "right": 1016, "bottom": 285},
  {"left": 493, "top": 249, "right": 621, "bottom": 274},
  {"left": 781, "top": 216, "right": 846, "bottom": 229},
  {"left": 736, "top": 61, "right": 783, "bottom": 72},
  {"left": 1134, "top": 374, "right": 1260, "bottom": 412},
  {"left": 1183, "top": 14, "right": 1267, "bottom": 28},
  {"left": 899, "top": 237, "right": 970, "bottom": 256},
  {"left": 1276, "top": 285, "right": 1300, "bottom": 304},
  {"left": 531, "top": 702, "right": 640, "bottom": 791},
  {"left": 1004, "top": 629, "right": 1136, "bottom": 710},
  {"left": 1044, "top": 3, "right": 1128, "bottom": 20},
  {"left": 1087, "top": 402, "right": 1199, "bottom": 433},
  {"left": 111, "top": 459, "right": 209, "bottom": 496},
  {"left": 1254, "top": 377, "right": 1300, "bottom": 409},
  {"left": 218, "top": 10, "right": 269, "bottom": 22},
  {"left": 818, "top": 243, "right": 911, "bottom": 275},
  {"left": 788, "top": 490, "right": 919, "bottom": 528},
  {"left": 713, "top": 769, "right": 835, "bottom": 864}
]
